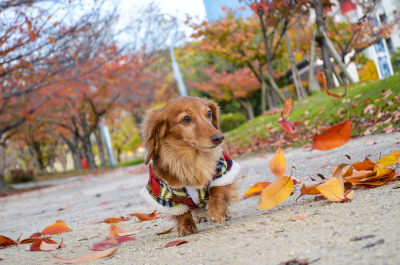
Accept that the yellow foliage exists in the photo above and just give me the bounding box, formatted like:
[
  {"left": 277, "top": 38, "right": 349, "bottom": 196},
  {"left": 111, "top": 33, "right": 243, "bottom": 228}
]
[{"left": 359, "top": 60, "right": 379, "bottom": 82}]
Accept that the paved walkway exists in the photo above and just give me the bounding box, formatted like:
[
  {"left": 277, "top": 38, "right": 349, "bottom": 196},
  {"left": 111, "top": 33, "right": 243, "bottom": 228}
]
[{"left": 0, "top": 133, "right": 399, "bottom": 265}]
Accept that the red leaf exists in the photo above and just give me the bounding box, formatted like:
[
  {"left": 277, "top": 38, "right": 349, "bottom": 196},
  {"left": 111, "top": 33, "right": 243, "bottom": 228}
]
[
  {"left": 92, "top": 238, "right": 119, "bottom": 251},
  {"left": 278, "top": 120, "right": 295, "bottom": 133},
  {"left": 311, "top": 120, "right": 352, "bottom": 151},
  {"left": 112, "top": 236, "right": 136, "bottom": 243},
  {"left": 165, "top": 240, "right": 189, "bottom": 247},
  {"left": 30, "top": 238, "right": 59, "bottom": 251},
  {"left": 0, "top": 236, "right": 17, "bottom": 248},
  {"left": 264, "top": 108, "right": 282, "bottom": 115}
]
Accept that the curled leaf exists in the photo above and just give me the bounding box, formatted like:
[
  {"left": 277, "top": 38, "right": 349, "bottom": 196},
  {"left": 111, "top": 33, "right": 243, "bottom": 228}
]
[
  {"left": 257, "top": 176, "right": 294, "bottom": 210},
  {"left": 311, "top": 120, "right": 352, "bottom": 151},
  {"left": 125, "top": 210, "right": 160, "bottom": 221},
  {"left": 165, "top": 240, "right": 189, "bottom": 247},
  {"left": 42, "top": 222, "right": 72, "bottom": 235},
  {"left": 30, "top": 238, "right": 59, "bottom": 251},
  {"left": 278, "top": 119, "right": 295, "bottom": 133},
  {"left": 343, "top": 189, "right": 354, "bottom": 201},
  {"left": 242, "top": 182, "right": 271, "bottom": 199},
  {"left": 48, "top": 247, "right": 117, "bottom": 264},
  {"left": 317, "top": 71, "right": 347, "bottom": 98},
  {"left": 156, "top": 227, "right": 174, "bottom": 235},
  {"left": 281, "top": 98, "right": 294, "bottom": 120},
  {"left": 269, "top": 147, "right": 286, "bottom": 178},
  {"left": 92, "top": 238, "right": 119, "bottom": 251},
  {"left": 40, "top": 239, "right": 65, "bottom": 251}
]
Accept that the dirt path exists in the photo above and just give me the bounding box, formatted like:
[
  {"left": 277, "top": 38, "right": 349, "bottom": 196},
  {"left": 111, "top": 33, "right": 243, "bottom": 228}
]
[{"left": 1, "top": 133, "right": 399, "bottom": 265}]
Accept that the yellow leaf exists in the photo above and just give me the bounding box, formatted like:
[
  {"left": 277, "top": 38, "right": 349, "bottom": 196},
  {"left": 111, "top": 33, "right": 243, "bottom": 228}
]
[
  {"left": 332, "top": 163, "right": 348, "bottom": 192},
  {"left": 392, "top": 150, "right": 400, "bottom": 156},
  {"left": 269, "top": 147, "right": 286, "bottom": 177},
  {"left": 316, "top": 177, "right": 345, "bottom": 202},
  {"left": 257, "top": 176, "right": 293, "bottom": 209},
  {"left": 376, "top": 155, "right": 399, "bottom": 168},
  {"left": 344, "top": 189, "right": 354, "bottom": 201},
  {"left": 242, "top": 182, "right": 271, "bottom": 199},
  {"left": 376, "top": 167, "right": 394, "bottom": 177}
]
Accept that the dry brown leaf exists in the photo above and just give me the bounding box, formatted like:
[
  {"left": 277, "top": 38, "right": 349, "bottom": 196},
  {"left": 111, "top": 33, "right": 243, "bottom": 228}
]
[{"left": 281, "top": 97, "right": 294, "bottom": 120}]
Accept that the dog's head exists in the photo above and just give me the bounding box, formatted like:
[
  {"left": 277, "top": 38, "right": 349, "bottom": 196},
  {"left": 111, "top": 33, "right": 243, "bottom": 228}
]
[{"left": 141, "top": 97, "right": 223, "bottom": 165}]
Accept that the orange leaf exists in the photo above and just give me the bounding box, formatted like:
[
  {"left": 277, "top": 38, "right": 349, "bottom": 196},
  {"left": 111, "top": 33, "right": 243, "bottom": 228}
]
[
  {"left": 48, "top": 247, "right": 117, "bottom": 263},
  {"left": 42, "top": 222, "right": 72, "bottom": 235},
  {"left": 352, "top": 162, "right": 375, "bottom": 171},
  {"left": 343, "top": 166, "right": 353, "bottom": 178},
  {"left": 103, "top": 217, "right": 129, "bottom": 224},
  {"left": 281, "top": 97, "right": 294, "bottom": 120},
  {"left": 0, "top": 235, "right": 17, "bottom": 248},
  {"left": 109, "top": 224, "right": 144, "bottom": 237},
  {"left": 47, "top": 37, "right": 56, "bottom": 43},
  {"left": 125, "top": 210, "right": 160, "bottom": 221},
  {"left": 343, "top": 189, "right": 354, "bottom": 201},
  {"left": 311, "top": 120, "right": 352, "bottom": 151},
  {"left": 317, "top": 71, "right": 347, "bottom": 98},
  {"left": 316, "top": 178, "right": 345, "bottom": 202},
  {"left": 345, "top": 170, "right": 375, "bottom": 180},
  {"left": 257, "top": 175, "right": 294, "bottom": 209},
  {"left": 392, "top": 150, "right": 400, "bottom": 156},
  {"left": 40, "top": 239, "right": 65, "bottom": 251},
  {"left": 296, "top": 184, "right": 320, "bottom": 201},
  {"left": 269, "top": 147, "right": 286, "bottom": 177},
  {"left": 156, "top": 227, "right": 174, "bottom": 235},
  {"left": 278, "top": 119, "right": 295, "bottom": 133},
  {"left": 242, "top": 182, "right": 271, "bottom": 199},
  {"left": 165, "top": 240, "right": 189, "bottom": 247}
]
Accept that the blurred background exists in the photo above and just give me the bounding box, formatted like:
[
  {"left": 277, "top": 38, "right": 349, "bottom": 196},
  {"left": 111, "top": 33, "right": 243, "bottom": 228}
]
[{"left": 0, "top": 0, "right": 399, "bottom": 187}]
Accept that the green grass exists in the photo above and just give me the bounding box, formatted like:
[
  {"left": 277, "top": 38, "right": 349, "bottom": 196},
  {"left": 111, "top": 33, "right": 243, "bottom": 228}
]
[
  {"left": 226, "top": 73, "right": 400, "bottom": 149},
  {"left": 117, "top": 157, "right": 144, "bottom": 167}
]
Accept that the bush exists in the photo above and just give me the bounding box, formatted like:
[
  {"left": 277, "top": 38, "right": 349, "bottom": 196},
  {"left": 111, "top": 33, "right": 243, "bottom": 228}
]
[
  {"left": 9, "top": 168, "right": 34, "bottom": 183},
  {"left": 219, "top": 112, "right": 246, "bottom": 133},
  {"left": 117, "top": 157, "right": 144, "bottom": 167},
  {"left": 359, "top": 60, "right": 379, "bottom": 82}
]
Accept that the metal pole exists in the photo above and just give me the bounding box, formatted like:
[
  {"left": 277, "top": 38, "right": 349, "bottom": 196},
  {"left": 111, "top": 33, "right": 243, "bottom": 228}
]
[{"left": 156, "top": 14, "right": 188, "bottom": 97}]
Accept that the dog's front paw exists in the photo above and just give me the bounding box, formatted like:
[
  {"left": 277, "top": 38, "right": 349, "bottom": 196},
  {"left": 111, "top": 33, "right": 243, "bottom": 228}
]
[
  {"left": 207, "top": 206, "right": 227, "bottom": 226},
  {"left": 177, "top": 224, "right": 198, "bottom": 236},
  {"left": 194, "top": 216, "right": 208, "bottom": 223}
]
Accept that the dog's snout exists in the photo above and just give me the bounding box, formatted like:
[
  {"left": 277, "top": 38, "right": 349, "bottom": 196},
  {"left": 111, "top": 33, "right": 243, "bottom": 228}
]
[{"left": 210, "top": 133, "right": 224, "bottom": 145}]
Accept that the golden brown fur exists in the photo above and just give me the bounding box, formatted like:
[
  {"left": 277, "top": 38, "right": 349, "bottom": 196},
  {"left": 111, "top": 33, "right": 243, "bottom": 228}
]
[{"left": 141, "top": 96, "right": 239, "bottom": 235}]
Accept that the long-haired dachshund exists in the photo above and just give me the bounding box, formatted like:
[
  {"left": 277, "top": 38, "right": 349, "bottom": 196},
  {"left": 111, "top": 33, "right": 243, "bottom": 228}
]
[{"left": 140, "top": 96, "right": 240, "bottom": 236}]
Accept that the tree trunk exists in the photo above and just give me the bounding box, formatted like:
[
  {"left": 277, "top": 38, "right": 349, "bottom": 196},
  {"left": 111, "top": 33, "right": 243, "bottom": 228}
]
[
  {"left": 82, "top": 134, "right": 97, "bottom": 169},
  {"left": 314, "top": 0, "right": 336, "bottom": 89},
  {"left": 238, "top": 98, "right": 254, "bottom": 120},
  {"left": 62, "top": 136, "right": 82, "bottom": 171},
  {"left": 308, "top": 30, "right": 319, "bottom": 92},
  {"left": 117, "top": 148, "right": 122, "bottom": 163},
  {"left": 285, "top": 30, "right": 306, "bottom": 99},
  {"left": 32, "top": 142, "right": 46, "bottom": 173},
  {"left": 94, "top": 129, "right": 107, "bottom": 168},
  {"left": 261, "top": 75, "right": 266, "bottom": 112}
]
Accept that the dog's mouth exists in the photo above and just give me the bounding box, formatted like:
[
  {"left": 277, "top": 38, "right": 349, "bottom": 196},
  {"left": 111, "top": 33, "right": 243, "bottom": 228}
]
[{"left": 188, "top": 142, "right": 221, "bottom": 150}]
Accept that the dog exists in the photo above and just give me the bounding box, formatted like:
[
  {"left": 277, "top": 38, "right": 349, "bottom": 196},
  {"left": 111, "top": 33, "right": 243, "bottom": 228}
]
[{"left": 140, "top": 96, "right": 240, "bottom": 236}]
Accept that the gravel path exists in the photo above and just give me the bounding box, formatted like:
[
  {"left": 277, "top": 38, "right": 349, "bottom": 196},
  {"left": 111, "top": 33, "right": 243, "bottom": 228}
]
[{"left": 1, "top": 133, "right": 400, "bottom": 265}]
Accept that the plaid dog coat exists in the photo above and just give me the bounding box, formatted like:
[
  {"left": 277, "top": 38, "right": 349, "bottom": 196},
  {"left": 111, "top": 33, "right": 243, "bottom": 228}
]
[{"left": 140, "top": 152, "right": 240, "bottom": 216}]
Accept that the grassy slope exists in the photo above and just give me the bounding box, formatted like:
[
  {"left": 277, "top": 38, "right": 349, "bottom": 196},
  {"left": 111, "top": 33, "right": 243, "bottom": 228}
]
[{"left": 226, "top": 73, "right": 400, "bottom": 148}]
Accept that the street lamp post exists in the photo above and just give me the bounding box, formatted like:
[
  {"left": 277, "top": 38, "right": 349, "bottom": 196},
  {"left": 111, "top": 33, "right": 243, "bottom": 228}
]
[{"left": 156, "top": 14, "right": 188, "bottom": 97}]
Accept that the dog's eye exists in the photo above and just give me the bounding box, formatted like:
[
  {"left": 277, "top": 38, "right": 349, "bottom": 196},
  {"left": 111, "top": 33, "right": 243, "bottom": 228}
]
[
  {"left": 183, "top": 116, "right": 191, "bottom": 123},
  {"left": 207, "top": 111, "right": 212, "bottom": 119}
]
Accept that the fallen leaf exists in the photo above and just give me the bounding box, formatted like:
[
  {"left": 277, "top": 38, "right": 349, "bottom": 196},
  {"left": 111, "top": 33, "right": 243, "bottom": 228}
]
[
  {"left": 156, "top": 227, "right": 174, "bottom": 235},
  {"left": 281, "top": 98, "right": 294, "bottom": 120},
  {"left": 30, "top": 238, "right": 59, "bottom": 251},
  {"left": 279, "top": 258, "right": 317, "bottom": 265},
  {"left": 242, "top": 182, "right": 271, "bottom": 199},
  {"left": 99, "top": 201, "right": 111, "bottom": 206},
  {"left": 109, "top": 224, "right": 144, "bottom": 237},
  {"left": 290, "top": 216, "right": 308, "bottom": 221},
  {"left": 376, "top": 155, "right": 399, "bottom": 167},
  {"left": 317, "top": 71, "right": 347, "bottom": 98},
  {"left": 40, "top": 239, "right": 65, "bottom": 251},
  {"left": 343, "top": 189, "right": 354, "bottom": 201},
  {"left": 48, "top": 247, "right": 117, "bottom": 263},
  {"left": 350, "top": 234, "right": 375, "bottom": 241},
  {"left": 311, "top": 120, "right": 352, "bottom": 151},
  {"left": 92, "top": 238, "right": 119, "bottom": 251},
  {"left": 365, "top": 139, "right": 376, "bottom": 146},
  {"left": 58, "top": 206, "right": 69, "bottom": 211},
  {"left": 0, "top": 236, "right": 17, "bottom": 248},
  {"left": 345, "top": 155, "right": 351, "bottom": 160},
  {"left": 257, "top": 176, "right": 294, "bottom": 209},
  {"left": 321, "top": 164, "right": 328, "bottom": 168},
  {"left": 345, "top": 170, "right": 375, "bottom": 180},
  {"left": 376, "top": 168, "right": 394, "bottom": 177},
  {"left": 362, "top": 239, "right": 384, "bottom": 249},
  {"left": 112, "top": 236, "right": 136, "bottom": 243},
  {"left": 103, "top": 217, "right": 129, "bottom": 224},
  {"left": 352, "top": 162, "right": 375, "bottom": 171},
  {"left": 42, "top": 221, "right": 72, "bottom": 235},
  {"left": 269, "top": 147, "right": 286, "bottom": 177},
  {"left": 278, "top": 120, "right": 295, "bottom": 133},
  {"left": 392, "top": 150, "right": 400, "bottom": 156},
  {"left": 125, "top": 210, "right": 160, "bottom": 221},
  {"left": 316, "top": 177, "right": 345, "bottom": 202},
  {"left": 332, "top": 163, "right": 348, "bottom": 192},
  {"left": 165, "top": 240, "right": 189, "bottom": 247},
  {"left": 264, "top": 108, "right": 282, "bottom": 115}
]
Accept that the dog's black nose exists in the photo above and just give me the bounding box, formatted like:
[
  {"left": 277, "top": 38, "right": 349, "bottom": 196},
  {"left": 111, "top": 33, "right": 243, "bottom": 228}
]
[{"left": 210, "top": 133, "right": 225, "bottom": 145}]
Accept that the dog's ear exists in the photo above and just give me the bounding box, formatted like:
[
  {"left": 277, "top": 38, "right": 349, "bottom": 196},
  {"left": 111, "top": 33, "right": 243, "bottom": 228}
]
[
  {"left": 141, "top": 108, "right": 166, "bottom": 165},
  {"left": 202, "top": 98, "right": 220, "bottom": 130}
]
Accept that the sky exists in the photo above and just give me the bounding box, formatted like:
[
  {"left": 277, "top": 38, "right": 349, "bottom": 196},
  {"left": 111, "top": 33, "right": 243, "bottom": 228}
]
[{"left": 118, "top": 0, "right": 208, "bottom": 35}]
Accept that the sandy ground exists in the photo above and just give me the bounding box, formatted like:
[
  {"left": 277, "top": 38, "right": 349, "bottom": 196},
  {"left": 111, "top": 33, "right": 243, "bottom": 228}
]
[{"left": 1, "top": 133, "right": 400, "bottom": 265}]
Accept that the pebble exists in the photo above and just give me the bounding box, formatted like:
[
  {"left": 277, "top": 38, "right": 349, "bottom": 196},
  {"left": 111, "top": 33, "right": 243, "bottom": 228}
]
[{"left": 392, "top": 183, "right": 400, "bottom": 189}]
